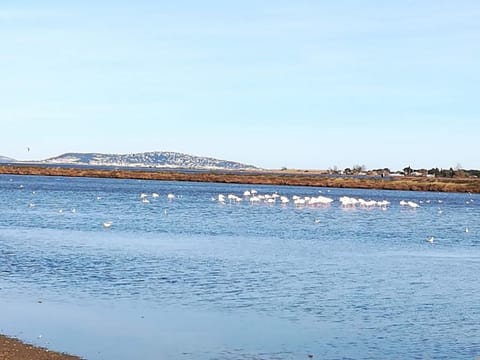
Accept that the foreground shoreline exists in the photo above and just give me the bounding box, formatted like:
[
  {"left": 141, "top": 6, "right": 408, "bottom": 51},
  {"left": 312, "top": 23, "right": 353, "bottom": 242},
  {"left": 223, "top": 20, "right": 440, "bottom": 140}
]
[
  {"left": 1, "top": 165, "right": 480, "bottom": 193},
  {"left": 0, "top": 335, "right": 80, "bottom": 360}
]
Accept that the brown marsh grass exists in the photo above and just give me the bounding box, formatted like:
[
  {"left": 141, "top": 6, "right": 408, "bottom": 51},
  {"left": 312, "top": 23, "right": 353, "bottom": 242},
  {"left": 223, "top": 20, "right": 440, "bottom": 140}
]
[{"left": 1, "top": 165, "right": 480, "bottom": 193}]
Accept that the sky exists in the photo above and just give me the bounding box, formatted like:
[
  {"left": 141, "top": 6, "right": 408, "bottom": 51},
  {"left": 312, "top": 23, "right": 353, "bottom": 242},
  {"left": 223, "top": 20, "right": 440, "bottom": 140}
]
[{"left": 1, "top": 0, "right": 479, "bottom": 170}]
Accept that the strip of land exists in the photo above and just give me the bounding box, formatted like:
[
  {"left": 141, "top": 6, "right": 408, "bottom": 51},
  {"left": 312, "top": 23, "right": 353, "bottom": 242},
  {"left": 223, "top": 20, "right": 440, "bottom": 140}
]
[
  {"left": 0, "top": 335, "right": 81, "bottom": 360},
  {"left": 1, "top": 165, "right": 480, "bottom": 193}
]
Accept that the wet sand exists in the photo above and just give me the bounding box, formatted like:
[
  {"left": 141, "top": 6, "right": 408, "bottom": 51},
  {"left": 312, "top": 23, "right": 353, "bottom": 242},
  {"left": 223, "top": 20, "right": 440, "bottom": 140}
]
[{"left": 0, "top": 335, "right": 81, "bottom": 360}]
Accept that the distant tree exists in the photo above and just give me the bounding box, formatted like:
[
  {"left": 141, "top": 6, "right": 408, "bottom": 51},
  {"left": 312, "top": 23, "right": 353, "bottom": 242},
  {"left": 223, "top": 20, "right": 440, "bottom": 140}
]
[
  {"left": 454, "top": 163, "right": 466, "bottom": 177},
  {"left": 438, "top": 168, "right": 448, "bottom": 177},
  {"left": 428, "top": 168, "right": 440, "bottom": 176},
  {"left": 403, "top": 166, "right": 413, "bottom": 176},
  {"left": 344, "top": 167, "right": 352, "bottom": 175},
  {"left": 329, "top": 165, "right": 339, "bottom": 174},
  {"left": 352, "top": 164, "right": 366, "bottom": 174}
]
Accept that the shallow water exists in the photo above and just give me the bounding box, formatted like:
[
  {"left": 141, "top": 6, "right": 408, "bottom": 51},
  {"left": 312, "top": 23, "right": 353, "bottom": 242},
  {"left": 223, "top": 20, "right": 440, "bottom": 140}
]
[{"left": 0, "top": 175, "right": 479, "bottom": 359}]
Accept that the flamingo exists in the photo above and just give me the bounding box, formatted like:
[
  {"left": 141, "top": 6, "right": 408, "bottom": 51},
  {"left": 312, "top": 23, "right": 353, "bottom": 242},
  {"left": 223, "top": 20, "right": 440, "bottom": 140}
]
[
  {"left": 294, "top": 198, "right": 306, "bottom": 206},
  {"left": 266, "top": 198, "right": 276, "bottom": 204},
  {"left": 339, "top": 196, "right": 358, "bottom": 206},
  {"left": 280, "top": 196, "right": 289, "bottom": 204},
  {"left": 407, "top": 201, "right": 420, "bottom": 208},
  {"left": 317, "top": 196, "right": 334, "bottom": 205}
]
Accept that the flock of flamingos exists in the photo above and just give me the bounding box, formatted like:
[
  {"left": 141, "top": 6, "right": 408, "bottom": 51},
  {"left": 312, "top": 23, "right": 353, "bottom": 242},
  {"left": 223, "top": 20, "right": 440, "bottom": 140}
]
[
  {"left": 95, "top": 188, "right": 430, "bottom": 231},
  {"left": 118, "top": 185, "right": 459, "bottom": 211},
  {"left": 211, "top": 189, "right": 422, "bottom": 209},
  {"left": 133, "top": 188, "right": 424, "bottom": 209},
  {"left": 129, "top": 188, "right": 431, "bottom": 210},
  {"left": 20, "top": 185, "right": 469, "bottom": 244}
]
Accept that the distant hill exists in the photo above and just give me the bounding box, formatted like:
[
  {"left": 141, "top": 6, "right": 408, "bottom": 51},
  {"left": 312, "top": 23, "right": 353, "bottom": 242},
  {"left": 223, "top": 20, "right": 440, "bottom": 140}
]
[
  {"left": 42, "top": 151, "right": 259, "bottom": 170},
  {"left": 0, "top": 155, "right": 16, "bottom": 163}
]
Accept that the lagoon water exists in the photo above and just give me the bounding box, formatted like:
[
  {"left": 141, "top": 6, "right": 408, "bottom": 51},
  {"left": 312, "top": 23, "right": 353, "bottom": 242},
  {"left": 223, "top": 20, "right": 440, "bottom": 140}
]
[{"left": 1, "top": 174, "right": 479, "bottom": 359}]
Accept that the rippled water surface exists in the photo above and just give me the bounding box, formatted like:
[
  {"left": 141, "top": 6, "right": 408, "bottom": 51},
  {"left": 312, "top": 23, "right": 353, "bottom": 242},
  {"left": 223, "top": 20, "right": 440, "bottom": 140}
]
[{"left": 1, "top": 175, "right": 480, "bottom": 359}]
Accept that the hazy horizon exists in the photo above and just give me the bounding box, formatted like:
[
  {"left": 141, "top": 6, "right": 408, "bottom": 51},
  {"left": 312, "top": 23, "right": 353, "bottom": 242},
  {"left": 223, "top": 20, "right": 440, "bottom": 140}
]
[
  {"left": 1, "top": 1, "right": 479, "bottom": 170},
  {"left": 0, "top": 150, "right": 474, "bottom": 172}
]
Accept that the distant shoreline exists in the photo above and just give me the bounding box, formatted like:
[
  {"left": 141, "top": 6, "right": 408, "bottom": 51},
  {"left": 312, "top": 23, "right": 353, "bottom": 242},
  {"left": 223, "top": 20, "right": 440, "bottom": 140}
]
[{"left": 1, "top": 164, "right": 480, "bottom": 193}]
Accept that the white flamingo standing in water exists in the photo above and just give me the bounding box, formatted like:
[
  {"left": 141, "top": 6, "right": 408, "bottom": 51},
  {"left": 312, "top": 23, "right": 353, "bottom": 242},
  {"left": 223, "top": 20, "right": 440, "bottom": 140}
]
[{"left": 407, "top": 201, "right": 420, "bottom": 208}]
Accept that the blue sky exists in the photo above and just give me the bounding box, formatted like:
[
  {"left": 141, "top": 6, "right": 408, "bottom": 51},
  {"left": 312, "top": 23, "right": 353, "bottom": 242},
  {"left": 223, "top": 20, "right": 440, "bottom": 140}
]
[{"left": 1, "top": 1, "right": 479, "bottom": 170}]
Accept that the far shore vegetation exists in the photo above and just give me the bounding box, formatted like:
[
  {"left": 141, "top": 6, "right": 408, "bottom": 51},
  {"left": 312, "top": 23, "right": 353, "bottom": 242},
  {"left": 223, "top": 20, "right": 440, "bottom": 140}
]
[
  {"left": 1, "top": 164, "right": 480, "bottom": 194},
  {"left": 288, "top": 163, "right": 479, "bottom": 179}
]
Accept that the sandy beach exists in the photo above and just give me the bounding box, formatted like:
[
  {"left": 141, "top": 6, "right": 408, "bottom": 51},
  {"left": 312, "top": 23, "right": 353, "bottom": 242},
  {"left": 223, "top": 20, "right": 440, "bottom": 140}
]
[{"left": 0, "top": 335, "right": 81, "bottom": 360}]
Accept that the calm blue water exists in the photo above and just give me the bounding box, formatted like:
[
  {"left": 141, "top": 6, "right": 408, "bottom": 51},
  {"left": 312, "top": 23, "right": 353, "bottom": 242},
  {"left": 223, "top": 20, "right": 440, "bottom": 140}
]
[{"left": 1, "top": 174, "right": 479, "bottom": 359}]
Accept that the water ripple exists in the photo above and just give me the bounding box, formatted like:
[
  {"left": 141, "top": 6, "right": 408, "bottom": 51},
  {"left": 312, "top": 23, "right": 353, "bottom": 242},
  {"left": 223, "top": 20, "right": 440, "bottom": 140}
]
[{"left": 1, "top": 175, "right": 480, "bottom": 359}]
